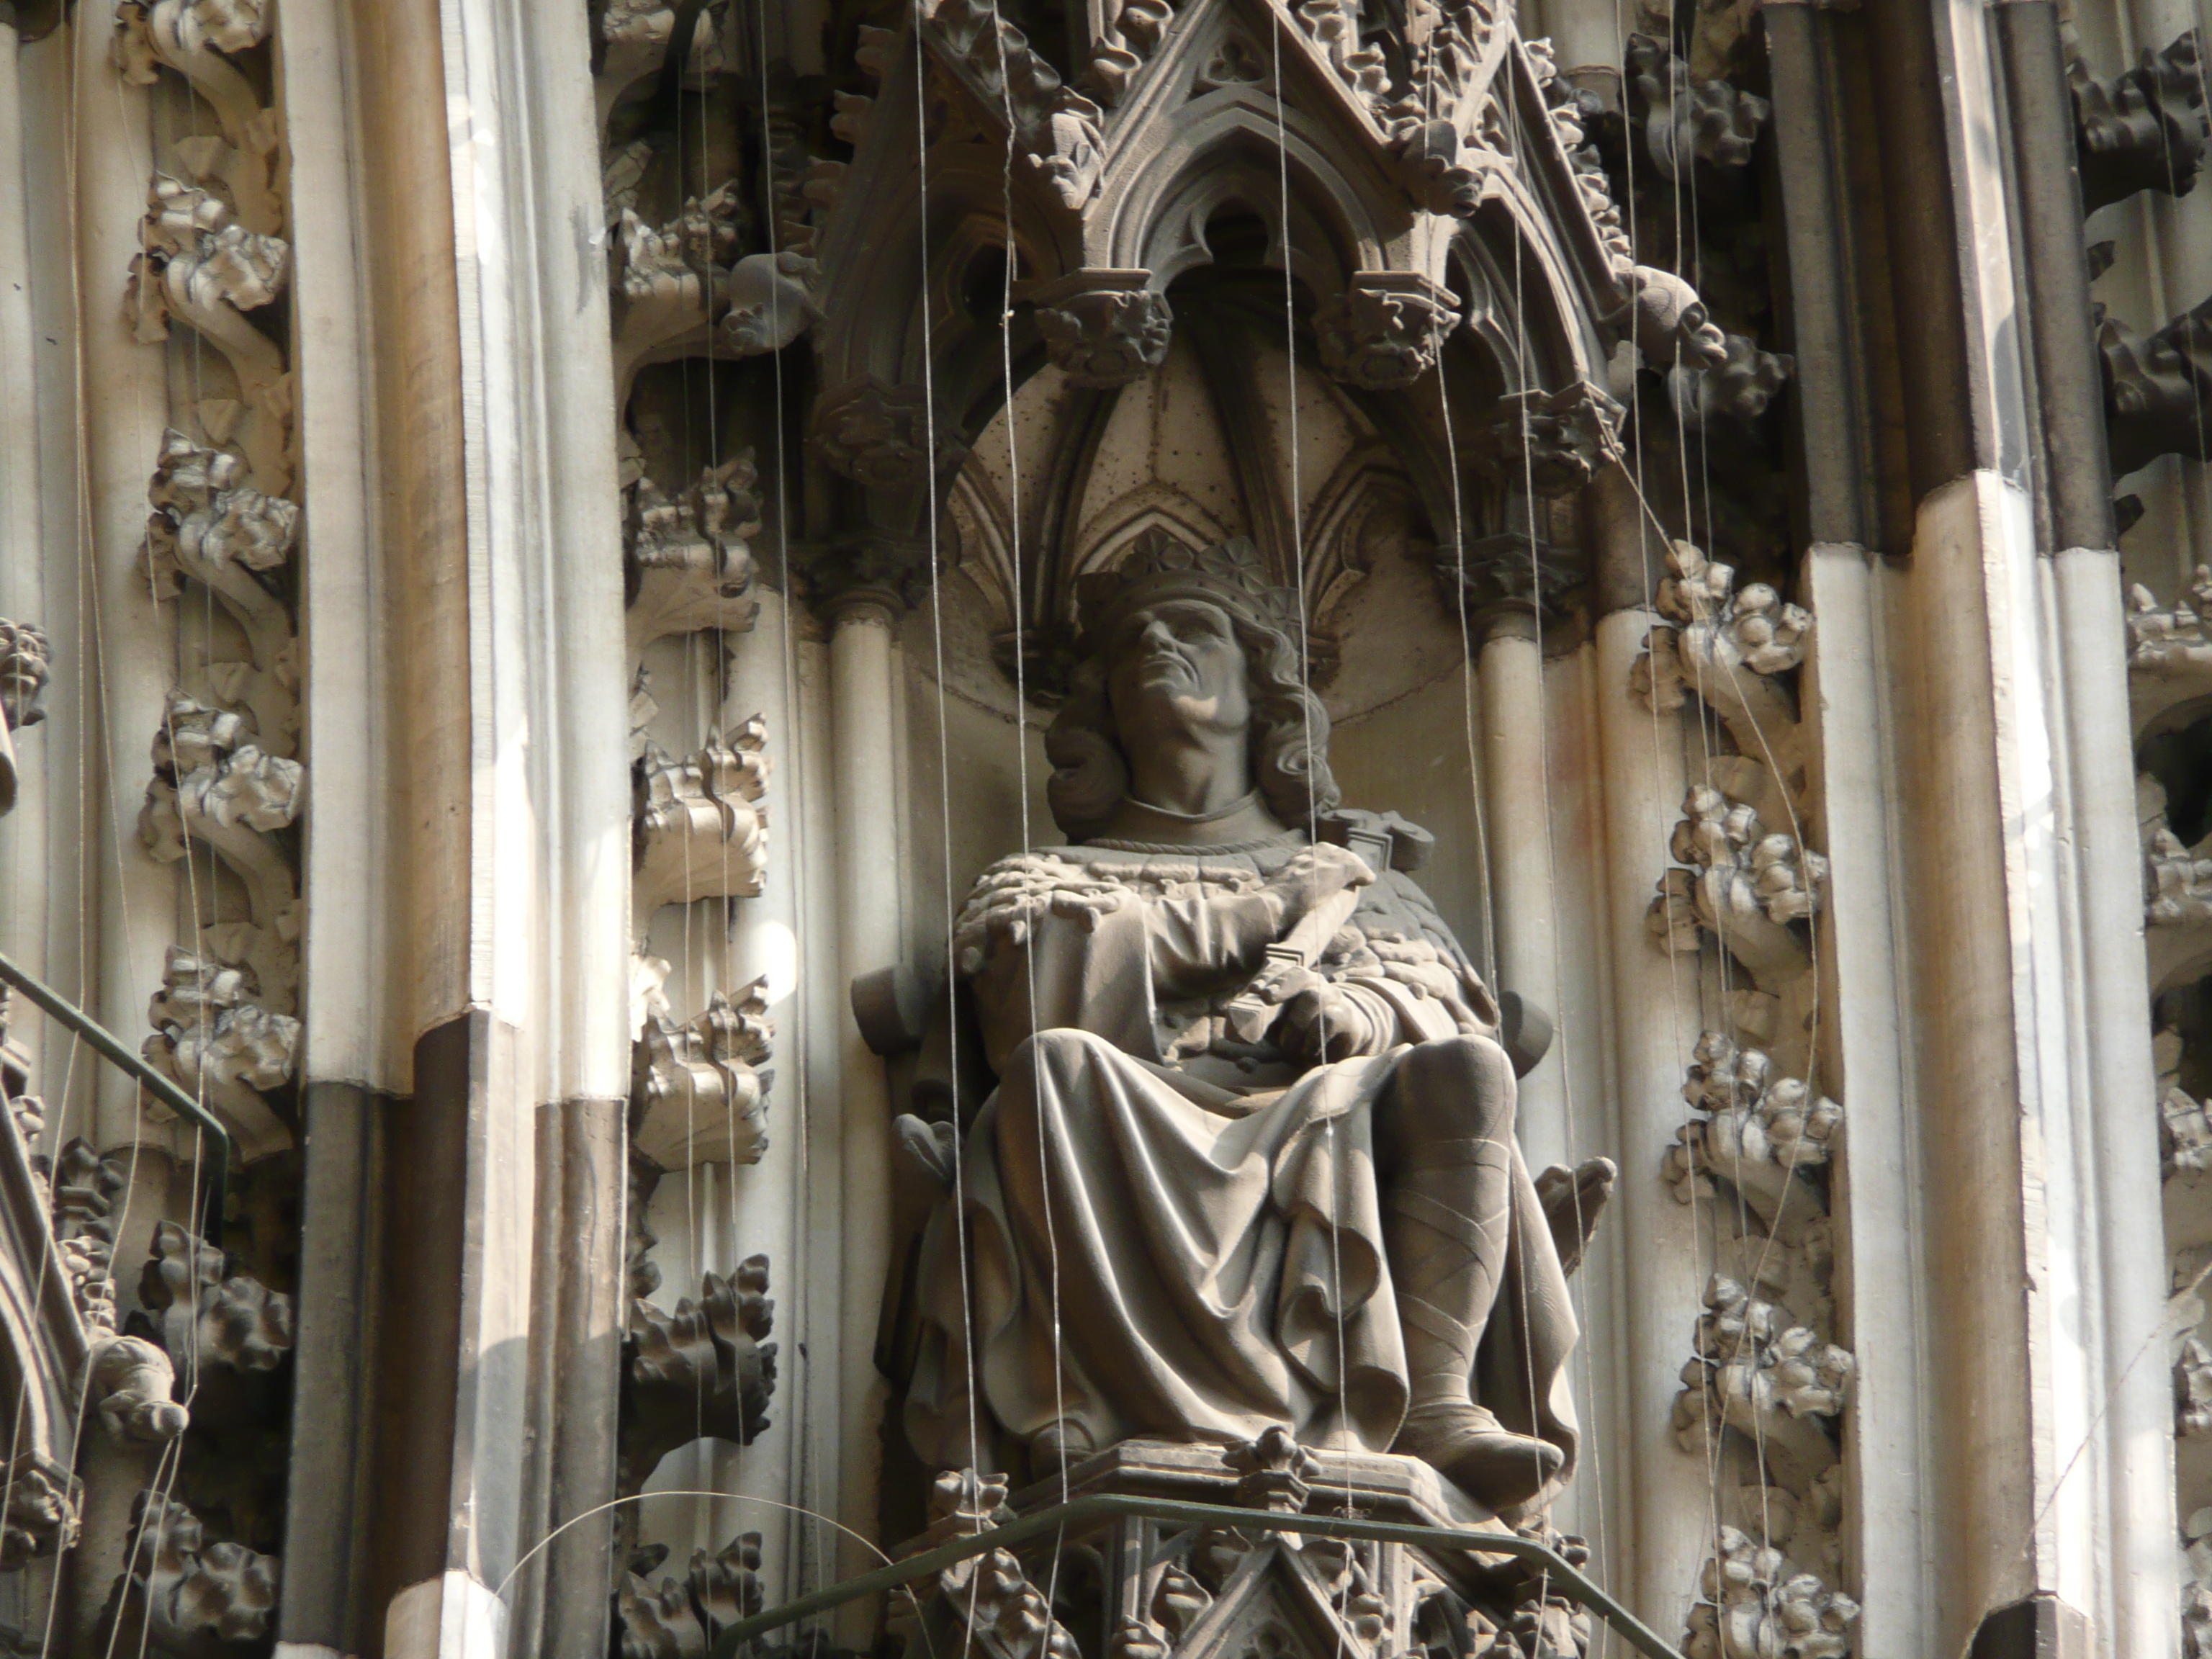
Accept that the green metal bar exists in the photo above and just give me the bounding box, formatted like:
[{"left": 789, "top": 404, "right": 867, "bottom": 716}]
[
  {"left": 708, "top": 1493, "right": 1686, "bottom": 1659},
  {"left": 0, "top": 948, "right": 230, "bottom": 1246}
]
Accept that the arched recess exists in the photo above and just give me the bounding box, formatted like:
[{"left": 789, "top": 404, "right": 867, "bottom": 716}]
[{"left": 801, "top": 3, "right": 1683, "bottom": 644}]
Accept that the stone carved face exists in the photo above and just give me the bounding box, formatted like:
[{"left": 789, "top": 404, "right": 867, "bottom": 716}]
[{"left": 1104, "top": 598, "right": 1252, "bottom": 750}]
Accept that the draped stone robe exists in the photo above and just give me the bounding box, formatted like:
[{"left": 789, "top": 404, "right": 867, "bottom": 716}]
[{"left": 901, "top": 829, "right": 1581, "bottom": 1503}]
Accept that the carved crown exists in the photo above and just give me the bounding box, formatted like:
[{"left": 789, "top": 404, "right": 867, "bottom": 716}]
[{"left": 1074, "top": 531, "right": 1302, "bottom": 649}]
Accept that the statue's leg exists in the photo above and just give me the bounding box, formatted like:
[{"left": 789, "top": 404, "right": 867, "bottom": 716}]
[{"left": 1377, "top": 1035, "right": 1563, "bottom": 1509}]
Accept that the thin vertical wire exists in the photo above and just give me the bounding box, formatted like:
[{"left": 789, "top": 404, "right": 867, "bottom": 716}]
[{"left": 911, "top": 0, "right": 986, "bottom": 1492}]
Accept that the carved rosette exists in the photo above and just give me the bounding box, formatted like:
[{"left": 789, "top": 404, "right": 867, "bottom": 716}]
[
  {"left": 1035, "top": 271, "right": 1173, "bottom": 389},
  {"left": 1315, "top": 274, "right": 1461, "bottom": 392}
]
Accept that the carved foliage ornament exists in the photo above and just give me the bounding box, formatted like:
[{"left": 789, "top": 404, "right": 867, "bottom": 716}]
[
  {"left": 811, "top": 376, "right": 958, "bottom": 491},
  {"left": 614, "top": 1531, "right": 765, "bottom": 1658},
  {"left": 1683, "top": 1528, "right": 1858, "bottom": 1659},
  {"left": 100, "top": 1491, "right": 279, "bottom": 1657},
  {"left": 2069, "top": 29, "right": 2207, "bottom": 215},
  {"left": 0, "top": 1452, "right": 78, "bottom": 1569},
  {"left": 1624, "top": 35, "right": 1770, "bottom": 179},
  {"left": 631, "top": 978, "right": 773, "bottom": 1170},
  {"left": 626, "top": 452, "right": 763, "bottom": 651},
  {"left": 1083, "top": 0, "right": 1176, "bottom": 105},
  {"left": 140, "top": 1219, "right": 296, "bottom": 1374},
  {"left": 632, "top": 716, "right": 770, "bottom": 922},
  {"left": 1035, "top": 271, "right": 1173, "bottom": 389},
  {"left": 1471, "top": 382, "right": 1624, "bottom": 498},
  {"left": 621, "top": 1256, "right": 777, "bottom": 1493},
  {"left": 922, "top": 0, "right": 1105, "bottom": 209},
  {"left": 1316, "top": 274, "right": 1462, "bottom": 392}
]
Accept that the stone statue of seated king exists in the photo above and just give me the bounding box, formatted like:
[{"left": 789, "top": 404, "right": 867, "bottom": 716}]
[{"left": 894, "top": 534, "right": 1610, "bottom": 1519}]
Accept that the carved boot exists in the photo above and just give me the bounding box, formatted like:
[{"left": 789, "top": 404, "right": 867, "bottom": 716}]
[{"left": 1384, "top": 1138, "right": 1563, "bottom": 1509}]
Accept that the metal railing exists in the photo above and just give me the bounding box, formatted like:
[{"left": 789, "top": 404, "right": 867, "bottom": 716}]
[
  {"left": 708, "top": 1493, "right": 1686, "bottom": 1659},
  {"left": 0, "top": 948, "right": 230, "bottom": 1244}
]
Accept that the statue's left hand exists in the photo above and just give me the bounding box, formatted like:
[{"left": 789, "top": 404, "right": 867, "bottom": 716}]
[{"left": 1272, "top": 982, "right": 1385, "bottom": 1064}]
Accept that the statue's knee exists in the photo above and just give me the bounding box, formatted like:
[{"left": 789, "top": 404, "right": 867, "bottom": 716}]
[
  {"left": 1007, "top": 1028, "right": 1107, "bottom": 1087},
  {"left": 1398, "top": 1034, "right": 1516, "bottom": 1134}
]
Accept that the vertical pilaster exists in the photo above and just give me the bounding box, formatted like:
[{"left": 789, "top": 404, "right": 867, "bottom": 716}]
[
  {"left": 1588, "top": 464, "right": 1706, "bottom": 1627},
  {"left": 828, "top": 597, "right": 902, "bottom": 1622}
]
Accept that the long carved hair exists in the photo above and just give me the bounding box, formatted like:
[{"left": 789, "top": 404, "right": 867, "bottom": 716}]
[{"left": 1045, "top": 609, "right": 1341, "bottom": 842}]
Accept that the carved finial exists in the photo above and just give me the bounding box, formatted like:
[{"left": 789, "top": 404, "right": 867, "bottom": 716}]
[{"left": 1222, "top": 1425, "right": 1321, "bottom": 1512}]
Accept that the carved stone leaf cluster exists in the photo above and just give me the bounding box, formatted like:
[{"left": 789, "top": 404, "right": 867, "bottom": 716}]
[
  {"left": 2069, "top": 29, "right": 2207, "bottom": 215},
  {"left": 626, "top": 451, "right": 764, "bottom": 652},
  {"left": 2129, "top": 567, "right": 2212, "bottom": 670},
  {"left": 620, "top": 1256, "right": 778, "bottom": 1493},
  {"left": 1683, "top": 1527, "right": 1858, "bottom": 1659},
  {"left": 631, "top": 978, "right": 773, "bottom": 1171},
  {"left": 923, "top": 0, "right": 1106, "bottom": 210},
  {"left": 142, "top": 947, "right": 298, "bottom": 1160},
  {"left": 613, "top": 1529, "right": 764, "bottom": 1658},
  {"left": 53, "top": 1138, "right": 127, "bottom": 1331},
  {"left": 1471, "top": 383, "right": 1624, "bottom": 498},
  {"left": 1315, "top": 274, "right": 1462, "bottom": 392},
  {"left": 1625, "top": 35, "right": 1770, "bottom": 179},
  {"left": 633, "top": 716, "right": 771, "bottom": 922},
  {"left": 140, "top": 1220, "right": 296, "bottom": 1375},
  {"left": 1672, "top": 1274, "right": 1853, "bottom": 1494},
  {"left": 99, "top": 1491, "right": 279, "bottom": 1656},
  {"left": 1663, "top": 1031, "right": 1840, "bottom": 1232},
  {"left": 1035, "top": 273, "right": 1174, "bottom": 389},
  {"left": 1648, "top": 783, "right": 1826, "bottom": 997}
]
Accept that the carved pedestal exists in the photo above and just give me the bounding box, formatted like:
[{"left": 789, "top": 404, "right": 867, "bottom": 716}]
[{"left": 893, "top": 1440, "right": 1593, "bottom": 1659}]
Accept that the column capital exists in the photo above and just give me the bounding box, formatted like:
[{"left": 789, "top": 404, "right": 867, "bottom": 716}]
[{"left": 793, "top": 532, "right": 932, "bottom": 625}]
